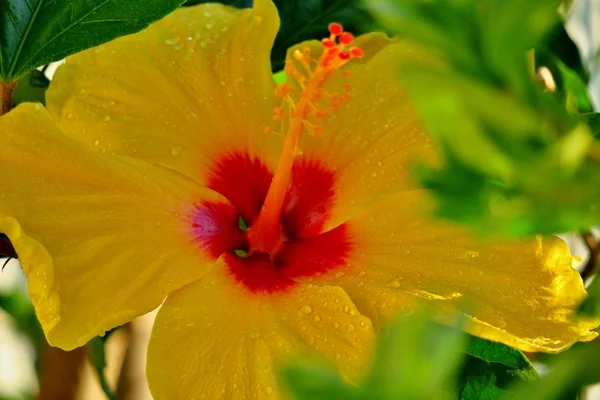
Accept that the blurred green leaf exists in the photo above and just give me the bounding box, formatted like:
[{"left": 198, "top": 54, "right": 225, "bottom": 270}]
[
  {"left": 0, "top": 0, "right": 187, "bottom": 81},
  {"left": 12, "top": 69, "right": 49, "bottom": 106},
  {"left": 283, "top": 361, "right": 361, "bottom": 400},
  {"left": 577, "top": 273, "right": 600, "bottom": 316},
  {"left": 503, "top": 342, "right": 600, "bottom": 400},
  {"left": 369, "top": 0, "right": 600, "bottom": 237},
  {"left": 284, "top": 311, "right": 468, "bottom": 400},
  {"left": 284, "top": 311, "right": 539, "bottom": 400},
  {"left": 554, "top": 58, "right": 594, "bottom": 113},
  {"left": 581, "top": 112, "right": 600, "bottom": 139},
  {"left": 363, "top": 312, "right": 467, "bottom": 400},
  {"left": 88, "top": 330, "right": 119, "bottom": 400}
]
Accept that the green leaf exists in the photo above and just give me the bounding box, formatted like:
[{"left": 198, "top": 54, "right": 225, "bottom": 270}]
[
  {"left": 554, "top": 58, "right": 594, "bottom": 113},
  {"left": 369, "top": 0, "right": 600, "bottom": 237},
  {"left": 183, "top": 0, "right": 250, "bottom": 6},
  {"left": 0, "top": 0, "right": 187, "bottom": 81},
  {"left": 270, "top": 0, "right": 380, "bottom": 71},
  {"left": 466, "top": 337, "right": 535, "bottom": 371},
  {"left": 88, "top": 330, "right": 119, "bottom": 400},
  {"left": 459, "top": 337, "right": 538, "bottom": 399},
  {"left": 580, "top": 112, "right": 600, "bottom": 139},
  {"left": 364, "top": 312, "right": 467, "bottom": 400},
  {"left": 282, "top": 361, "right": 362, "bottom": 400},
  {"left": 503, "top": 342, "right": 600, "bottom": 400},
  {"left": 282, "top": 311, "right": 468, "bottom": 400},
  {"left": 12, "top": 69, "right": 49, "bottom": 105}
]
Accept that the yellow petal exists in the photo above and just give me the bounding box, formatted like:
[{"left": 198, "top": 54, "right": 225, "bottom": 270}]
[
  {"left": 293, "top": 191, "right": 598, "bottom": 353},
  {"left": 285, "top": 36, "right": 437, "bottom": 227},
  {"left": 0, "top": 104, "right": 225, "bottom": 350},
  {"left": 47, "top": 0, "right": 282, "bottom": 183},
  {"left": 147, "top": 263, "right": 375, "bottom": 399}
]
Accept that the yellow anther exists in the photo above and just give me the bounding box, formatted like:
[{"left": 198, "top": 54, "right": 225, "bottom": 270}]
[{"left": 293, "top": 49, "right": 304, "bottom": 61}]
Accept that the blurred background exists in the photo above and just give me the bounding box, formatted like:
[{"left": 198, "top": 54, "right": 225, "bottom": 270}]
[{"left": 2, "top": 0, "right": 600, "bottom": 399}]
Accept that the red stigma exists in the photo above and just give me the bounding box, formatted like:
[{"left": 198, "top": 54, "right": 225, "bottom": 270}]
[
  {"left": 350, "top": 47, "right": 364, "bottom": 58},
  {"left": 338, "top": 52, "right": 350, "bottom": 60},
  {"left": 339, "top": 32, "right": 354, "bottom": 45},
  {"left": 321, "top": 38, "right": 335, "bottom": 48},
  {"left": 328, "top": 23, "right": 343, "bottom": 36}
]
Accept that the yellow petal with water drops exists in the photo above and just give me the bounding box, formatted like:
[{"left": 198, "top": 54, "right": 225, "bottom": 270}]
[
  {"left": 47, "top": 0, "right": 282, "bottom": 184},
  {"left": 290, "top": 190, "right": 598, "bottom": 353},
  {"left": 283, "top": 35, "right": 438, "bottom": 229},
  {"left": 147, "top": 263, "right": 375, "bottom": 399},
  {"left": 0, "top": 104, "right": 225, "bottom": 350}
]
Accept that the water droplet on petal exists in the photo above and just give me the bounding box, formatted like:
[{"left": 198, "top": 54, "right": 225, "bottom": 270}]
[
  {"left": 347, "top": 324, "right": 355, "bottom": 332},
  {"left": 171, "top": 146, "right": 182, "bottom": 156},
  {"left": 299, "top": 305, "right": 312, "bottom": 316},
  {"left": 386, "top": 279, "right": 400, "bottom": 288},
  {"left": 165, "top": 37, "right": 180, "bottom": 45}
]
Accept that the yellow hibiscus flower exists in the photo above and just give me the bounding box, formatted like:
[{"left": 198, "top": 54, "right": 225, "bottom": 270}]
[{"left": 0, "top": 0, "right": 597, "bottom": 398}]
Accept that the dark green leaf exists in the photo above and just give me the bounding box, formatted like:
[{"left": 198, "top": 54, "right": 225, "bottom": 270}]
[
  {"left": 466, "top": 337, "right": 535, "bottom": 371},
  {"left": 0, "top": 0, "right": 187, "bottom": 80},
  {"left": 12, "top": 69, "right": 49, "bottom": 105},
  {"left": 88, "top": 330, "right": 119, "bottom": 400},
  {"left": 458, "top": 337, "right": 538, "bottom": 399},
  {"left": 183, "top": 0, "right": 250, "bottom": 6},
  {"left": 270, "top": 0, "right": 380, "bottom": 71},
  {"left": 580, "top": 112, "right": 600, "bottom": 139},
  {"left": 459, "top": 357, "right": 537, "bottom": 400},
  {"left": 183, "top": 0, "right": 383, "bottom": 71}
]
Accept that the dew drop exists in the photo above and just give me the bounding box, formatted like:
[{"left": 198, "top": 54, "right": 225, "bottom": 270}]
[
  {"left": 165, "top": 37, "right": 180, "bottom": 45},
  {"left": 347, "top": 324, "right": 356, "bottom": 332},
  {"left": 103, "top": 115, "right": 111, "bottom": 122},
  {"left": 333, "top": 322, "right": 339, "bottom": 329},
  {"left": 171, "top": 146, "right": 182, "bottom": 156},
  {"left": 386, "top": 279, "right": 400, "bottom": 288},
  {"left": 313, "top": 315, "right": 321, "bottom": 323},
  {"left": 265, "top": 386, "right": 273, "bottom": 395},
  {"left": 94, "top": 140, "right": 99, "bottom": 147},
  {"left": 299, "top": 305, "right": 312, "bottom": 316}
]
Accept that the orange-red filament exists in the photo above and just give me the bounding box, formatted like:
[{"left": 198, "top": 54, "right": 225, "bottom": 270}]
[{"left": 246, "top": 23, "right": 363, "bottom": 256}]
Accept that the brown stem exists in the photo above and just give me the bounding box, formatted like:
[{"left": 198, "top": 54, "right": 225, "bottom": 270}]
[
  {"left": 0, "top": 81, "right": 17, "bottom": 116},
  {"left": 580, "top": 232, "right": 599, "bottom": 282},
  {"left": 37, "top": 344, "right": 87, "bottom": 400}
]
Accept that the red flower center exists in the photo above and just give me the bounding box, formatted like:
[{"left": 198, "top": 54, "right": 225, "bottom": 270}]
[{"left": 190, "top": 151, "right": 353, "bottom": 293}]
